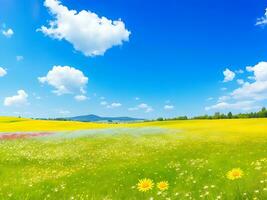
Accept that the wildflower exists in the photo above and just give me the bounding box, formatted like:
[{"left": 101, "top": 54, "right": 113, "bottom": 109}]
[
  {"left": 137, "top": 178, "right": 154, "bottom": 192},
  {"left": 157, "top": 181, "right": 169, "bottom": 191},
  {"left": 226, "top": 168, "right": 244, "bottom": 180}
]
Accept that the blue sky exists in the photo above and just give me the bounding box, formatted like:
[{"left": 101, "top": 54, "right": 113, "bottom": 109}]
[{"left": 0, "top": 0, "right": 267, "bottom": 118}]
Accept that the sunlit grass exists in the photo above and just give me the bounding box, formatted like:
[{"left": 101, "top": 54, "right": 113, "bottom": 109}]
[{"left": 0, "top": 118, "right": 266, "bottom": 199}]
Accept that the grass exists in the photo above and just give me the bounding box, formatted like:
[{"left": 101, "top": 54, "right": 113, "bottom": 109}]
[{"left": 0, "top": 118, "right": 266, "bottom": 199}]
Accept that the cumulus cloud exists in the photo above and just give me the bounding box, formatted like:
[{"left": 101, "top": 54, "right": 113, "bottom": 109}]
[
  {"left": 217, "top": 95, "right": 230, "bottom": 103},
  {"left": 38, "top": 0, "right": 130, "bottom": 56},
  {"left": 206, "top": 61, "right": 267, "bottom": 112},
  {"left": 205, "top": 101, "right": 258, "bottom": 111},
  {"left": 232, "top": 62, "right": 267, "bottom": 100},
  {"left": 2, "top": 28, "right": 14, "bottom": 38},
  {"left": 0, "top": 67, "right": 7, "bottom": 77},
  {"left": 256, "top": 8, "right": 267, "bottom": 26},
  {"left": 38, "top": 65, "right": 88, "bottom": 95},
  {"left": 107, "top": 102, "right": 122, "bottom": 108},
  {"left": 4, "top": 90, "right": 28, "bottom": 107},
  {"left": 128, "top": 103, "right": 153, "bottom": 113},
  {"left": 223, "top": 68, "right": 235, "bottom": 82},
  {"left": 74, "top": 95, "right": 88, "bottom": 101},
  {"left": 164, "top": 105, "right": 174, "bottom": 110}
]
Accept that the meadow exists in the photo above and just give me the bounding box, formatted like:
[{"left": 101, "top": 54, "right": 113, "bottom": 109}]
[{"left": 0, "top": 117, "right": 267, "bottom": 199}]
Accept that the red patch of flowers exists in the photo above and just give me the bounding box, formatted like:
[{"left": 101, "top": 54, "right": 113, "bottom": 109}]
[{"left": 0, "top": 132, "right": 53, "bottom": 140}]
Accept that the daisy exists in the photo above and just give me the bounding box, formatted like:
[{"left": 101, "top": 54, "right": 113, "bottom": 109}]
[
  {"left": 157, "top": 181, "right": 169, "bottom": 191},
  {"left": 226, "top": 168, "right": 244, "bottom": 180},
  {"left": 137, "top": 178, "right": 154, "bottom": 192}
]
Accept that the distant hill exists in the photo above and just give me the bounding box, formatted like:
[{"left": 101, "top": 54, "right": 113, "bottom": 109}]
[{"left": 67, "top": 114, "right": 144, "bottom": 122}]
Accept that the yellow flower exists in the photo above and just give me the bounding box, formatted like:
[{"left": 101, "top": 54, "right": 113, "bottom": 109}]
[
  {"left": 137, "top": 178, "right": 154, "bottom": 192},
  {"left": 226, "top": 168, "right": 244, "bottom": 180},
  {"left": 157, "top": 181, "right": 169, "bottom": 191}
]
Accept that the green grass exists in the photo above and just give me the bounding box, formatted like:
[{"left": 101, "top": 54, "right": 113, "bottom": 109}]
[{"left": 0, "top": 119, "right": 267, "bottom": 199}]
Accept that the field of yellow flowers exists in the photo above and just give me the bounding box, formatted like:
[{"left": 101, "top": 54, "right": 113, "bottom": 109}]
[{"left": 0, "top": 117, "right": 267, "bottom": 199}]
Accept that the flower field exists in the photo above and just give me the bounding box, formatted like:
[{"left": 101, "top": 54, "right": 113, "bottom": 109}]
[{"left": 0, "top": 118, "right": 267, "bottom": 199}]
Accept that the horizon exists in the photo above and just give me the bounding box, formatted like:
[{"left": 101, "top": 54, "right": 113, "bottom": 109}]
[
  {"left": 2, "top": 106, "right": 267, "bottom": 121},
  {"left": 1, "top": 0, "right": 267, "bottom": 119}
]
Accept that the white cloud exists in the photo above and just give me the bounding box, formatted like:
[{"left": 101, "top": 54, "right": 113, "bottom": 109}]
[
  {"left": 205, "top": 101, "right": 258, "bottom": 111},
  {"left": 107, "top": 102, "right": 122, "bottom": 108},
  {"left": 2, "top": 28, "right": 14, "bottom": 38},
  {"left": 111, "top": 103, "right": 122, "bottom": 107},
  {"left": 246, "top": 62, "right": 267, "bottom": 82},
  {"left": 138, "top": 103, "right": 149, "bottom": 109},
  {"left": 164, "top": 105, "right": 174, "bottom": 110},
  {"left": 218, "top": 95, "right": 230, "bottom": 103},
  {"left": 16, "top": 56, "right": 24, "bottom": 61},
  {"left": 100, "top": 101, "right": 108, "bottom": 106},
  {"left": 4, "top": 90, "right": 28, "bottom": 107},
  {"left": 135, "top": 97, "right": 140, "bottom": 101},
  {"left": 38, "top": 65, "right": 88, "bottom": 95},
  {"left": 32, "top": 93, "right": 42, "bottom": 100},
  {"left": 145, "top": 107, "right": 154, "bottom": 113},
  {"left": 256, "top": 8, "right": 267, "bottom": 26},
  {"left": 74, "top": 95, "right": 88, "bottom": 101},
  {"left": 223, "top": 68, "right": 235, "bottom": 82},
  {"left": 221, "top": 87, "right": 227, "bottom": 91},
  {"left": 206, "top": 97, "right": 214, "bottom": 101},
  {"left": 235, "top": 69, "right": 244, "bottom": 74},
  {"left": 128, "top": 103, "right": 153, "bottom": 113},
  {"left": 39, "top": 0, "right": 130, "bottom": 57},
  {"left": 237, "top": 79, "right": 245, "bottom": 85},
  {"left": 247, "top": 76, "right": 255, "bottom": 80},
  {"left": 0, "top": 67, "right": 7, "bottom": 77},
  {"left": 206, "top": 61, "right": 267, "bottom": 112},
  {"left": 232, "top": 62, "right": 267, "bottom": 100}
]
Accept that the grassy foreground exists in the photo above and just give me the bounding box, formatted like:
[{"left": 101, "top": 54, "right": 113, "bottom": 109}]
[{"left": 0, "top": 118, "right": 267, "bottom": 199}]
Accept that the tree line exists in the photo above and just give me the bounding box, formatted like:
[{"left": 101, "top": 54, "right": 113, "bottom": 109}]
[{"left": 156, "top": 107, "right": 267, "bottom": 121}]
